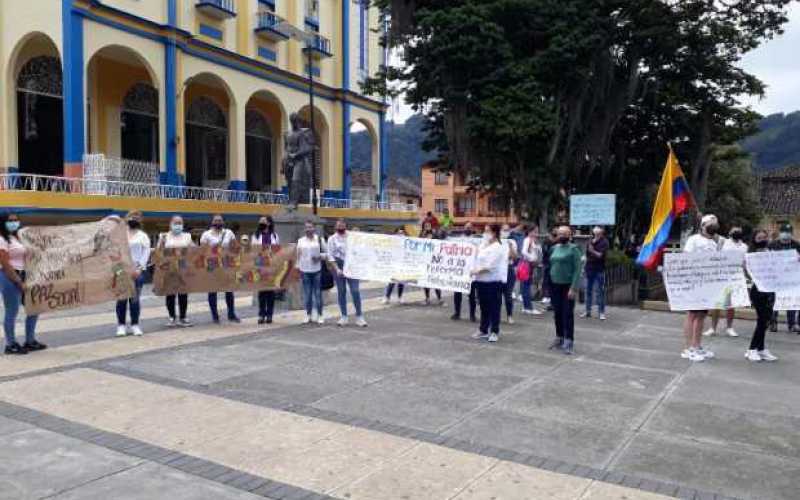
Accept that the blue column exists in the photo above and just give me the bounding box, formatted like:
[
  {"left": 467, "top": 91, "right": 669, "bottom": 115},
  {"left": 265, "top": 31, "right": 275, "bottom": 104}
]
[
  {"left": 164, "top": 0, "right": 179, "bottom": 185},
  {"left": 379, "top": 111, "right": 388, "bottom": 201},
  {"left": 341, "top": 0, "right": 351, "bottom": 200},
  {"left": 62, "top": 1, "right": 85, "bottom": 177},
  {"left": 343, "top": 103, "right": 352, "bottom": 199}
]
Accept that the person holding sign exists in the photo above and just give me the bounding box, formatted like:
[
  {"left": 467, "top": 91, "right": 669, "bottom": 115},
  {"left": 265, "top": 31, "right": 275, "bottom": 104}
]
[
  {"left": 252, "top": 216, "right": 279, "bottom": 324},
  {"left": 744, "top": 230, "right": 779, "bottom": 362},
  {"left": 421, "top": 223, "right": 443, "bottom": 305},
  {"left": 470, "top": 225, "right": 506, "bottom": 343},
  {"left": 768, "top": 224, "right": 800, "bottom": 333},
  {"left": 296, "top": 221, "right": 328, "bottom": 324},
  {"left": 547, "top": 226, "right": 583, "bottom": 355},
  {"left": 158, "top": 215, "right": 194, "bottom": 328},
  {"left": 581, "top": 226, "right": 610, "bottom": 320},
  {"left": 452, "top": 223, "right": 478, "bottom": 322},
  {"left": 201, "top": 214, "right": 240, "bottom": 324},
  {"left": 382, "top": 227, "right": 407, "bottom": 304},
  {"left": 704, "top": 227, "right": 748, "bottom": 338},
  {"left": 115, "top": 211, "right": 151, "bottom": 337},
  {"left": 328, "top": 219, "right": 367, "bottom": 328},
  {"left": 0, "top": 213, "right": 45, "bottom": 355}
]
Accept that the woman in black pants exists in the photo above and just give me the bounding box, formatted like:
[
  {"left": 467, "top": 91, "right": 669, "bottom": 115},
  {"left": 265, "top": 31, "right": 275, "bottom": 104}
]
[
  {"left": 547, "top": 226, "right": 582, "bottom": 355},
  {"left": 253, "top": 216, "right": 279, "bottom": 324},
  {"left": 745, "top": 230, "right": 778, "bottom": 362}
]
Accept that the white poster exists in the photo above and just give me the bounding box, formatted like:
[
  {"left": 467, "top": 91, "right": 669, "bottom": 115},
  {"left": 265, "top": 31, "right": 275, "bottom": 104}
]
[
  {"left": 775, "top": 289, "right": 800, "bottom": 311},
  {"left": 570, "top": 194, "right": 616, "bottom": 226},
  {"left": 745, "top": 250, "right": 800, "bottom": 292},
  {"left": 344, "top": 232, "right": 479, "bottom": 293},
  {"left": 663, "top": 252, "right": 750, "bottom": 311}
]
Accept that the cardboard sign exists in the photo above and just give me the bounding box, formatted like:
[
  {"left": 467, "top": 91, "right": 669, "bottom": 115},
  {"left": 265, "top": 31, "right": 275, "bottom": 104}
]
[
  {"left": 663, "top": 252, "right": 750, "bottom": 311},
  {"left": 20, "top": 217, "right": 136, "bottom": 315},
  {"left": 745, "top": 250, "right": 800, "bottom": 293},
  {"left": 151, "top": 243, "right": 296, "bottom": 295},
  {"left": 570, "top": 194, "right": 616, "bottom": 226}
]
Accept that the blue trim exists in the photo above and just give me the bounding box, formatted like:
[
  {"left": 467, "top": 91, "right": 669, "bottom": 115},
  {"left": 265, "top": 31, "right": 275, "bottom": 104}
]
[
  {"left": 323, "top": 190, "right": 344, "bottom": 199},
  {"left": 167, "top": 0, "right": 177, "bottom": 26},
  {"left": 0, "top": 207, "right": 271, "bottom": 221},
  {"left": 358, "top": 1, "right": 366, "bottom": 71},
  {"left": 199, "top": 23, "right": 223, "bottom": 41},
  {"left": 7, "top": 166, "right": 19, "bottom": 174},
  {"left": 258, "top": 0, "right": 276, "bottom": 9},
  {"left": 165, "top": 40, "right": 178, "bottom": 184},
  {"left": 63, "top": 2, "right": 85, "bottom": 164},
  {"left": 196, "top": 1, "right": 237, "bottom": 18},
  {"left": 343, "top": 103, "right": 352, "bottom": 200},
  {"left": 304, "top": 65, "right": 321, "bottom": 78},
  {"left": 342, "top": 0, "right": 350, "bottom": 91},
  {"left": 258, "top": 46, "right": 277, "bottom": 62},
  {"left": 228, "top": 180, "right": 247, "bottom": 191},
  {"left": 305, "top": 16, "right": 320, "bottom": 29},
  {"left": 379, "top": 112, "right": 387, "bottom": 200}
]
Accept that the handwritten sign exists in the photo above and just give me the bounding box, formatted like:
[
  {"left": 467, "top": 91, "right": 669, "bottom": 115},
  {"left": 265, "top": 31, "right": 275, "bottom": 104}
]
[
  {"left": 151, "top": 244, "right": 296, "bottom": 295},
  {"left": 775, "top": 288, "right": 800, "bottom": 311},
  {"left": 745, "top": 250, "right": 800, "bottom": 292},
  {"left": 19, "top": 217, "right": 136, "bottom": 315},
  {"left": 570, "top": 194, "right": 616, "bottom": 226},
  {"left": 344, "top": 232, "right": 479, "bottom": 293},
  {"left": 663, "top": 252, "right": 750, "bottom": 311}
]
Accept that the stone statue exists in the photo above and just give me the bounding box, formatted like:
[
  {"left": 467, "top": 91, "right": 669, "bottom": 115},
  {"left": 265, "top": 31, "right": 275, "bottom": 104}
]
[{"left": 282, "top": 113, "right": 315, "bottom": 208}]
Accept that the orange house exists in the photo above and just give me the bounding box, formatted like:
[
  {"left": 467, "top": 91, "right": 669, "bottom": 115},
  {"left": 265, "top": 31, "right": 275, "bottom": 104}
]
[{"left": 419, "top": 164, "right": 519, "bottom": 227}]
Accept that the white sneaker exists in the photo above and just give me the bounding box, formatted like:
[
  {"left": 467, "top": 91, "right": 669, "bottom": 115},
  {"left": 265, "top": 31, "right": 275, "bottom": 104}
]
[
  {"left": 599, "top": 314, "right": 607, "bottom": 321},
  {"left": 398, "top": 296, "right": 405, "bottom": 304},
  {"left": 165, "top": 317, "right": 177, "bottom": 328},
  {"left": 681, "top": 349, "right": 691, "bottom": 359},
  {"left": 531, "top": 308, "right": 544, "bottom": 316},
  {"left": 507, "top": 317, "right": 515, "bottom": 325},
  {"left": 702, "top": 328, "right": 716, "bottom": 337},
  {"left": 311, "top": 311, "right": 319, "bottom": 322},
  {"left": 356, "top": 316, "right": 368, "bottom": 327},
  {"left": 130, "top": 325, "right": 143, "bottom": 336},
  {"left": 697, "top": 347, "right": 715, "bottom": 359},
  {"left": 317, "top": 316, "right": 325, "bottom": 325},
  {"left": 541, "top": 297, "right": 551, "bottom": 304},
  {"left": 337, "top": 316, "right": 349, "bottom": 327},
  {"left": 302, "top": 316, "right": 311, "bottom": 324},
  {"left": 488, "top": 333, "right": 499, "bottom": 343},
  {"left": 725, "top": 328, "right": 739, "bottom": 337},
  {"left": 115, "top": 325, "right": 127, "bottom": 337},
  {"left": 744, "top": 350, "right": 762, "bottom": 362},
  {"left": 521, "top": 309, "right": 533, "bottom": 315},
  {"left": 758, "top": 349, "right": 778, "bottom": 362},
  {"left": 380, "top": 297, "right": 389, "bottom": 305},
  {"left": 580, "top": 312, "right": 591, "bottom": 318},
  {"left": 472, "top": 330, "right": 489, "bottom": 340},
  {"left": 687, "top": 349, "right": 706, "bottom": 362}
]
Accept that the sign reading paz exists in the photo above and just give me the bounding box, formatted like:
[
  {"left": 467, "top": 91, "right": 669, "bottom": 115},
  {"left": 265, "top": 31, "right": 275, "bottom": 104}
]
[
  {"left": 19, "top": 217, "right": 136, "bottom": 315},
  {"left": 745, "top": 250, "right": 800, "bottom": 311},
  {"left": 663, "top": 252, "right": 750, "bottom": 311},
  {"left": 151, "top": 243, "right": 297, "bottom": 295},
  {"left": 569, "top": 194, "right": 616, "bottom": 226}
]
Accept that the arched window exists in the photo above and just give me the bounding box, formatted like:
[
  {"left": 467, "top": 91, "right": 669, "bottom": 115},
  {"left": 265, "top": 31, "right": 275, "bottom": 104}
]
[
  {"left": 186, "top": 96, "right": 228, "bottom": 186},
  {"left": 16, "top": 56, "right": 63, "bottom": 176},
  {"left": 245, "top": 109, "right": 273, "bottom": 191},
  {"left": 121, "top": 82, "right": 159, "bottom": 163}
]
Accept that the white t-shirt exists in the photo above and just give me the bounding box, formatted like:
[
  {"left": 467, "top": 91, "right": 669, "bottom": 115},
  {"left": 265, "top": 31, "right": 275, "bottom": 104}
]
[
  {"left": 326, "top": 232, "right": 348, "bottom": 262},
  {"left": 200, "top": 228, "right": 235, "bottom": 248},
  {"left": 474, "top": 241, "right": 507, "bottom": 283},
  {"left": 296, "top": 234, "right": 327, "bottom": 273},
  {"left": 684, "top": 234, "right": 721, "bottom": 253},
  {"left": 128, "top": 229, "right": 152, "bottom": 271},
  {"left": 159, "top": 232, "right": 194, "bottom": 249},
  {"left": 521, "top": 237, "right": 542, "bottom": 265},
  {"left": 721, "top": 239, "right": 748, "bottom": 253},
  {"left": 0, "top": 235, "right": 26, "bottom": 271},
  {"left": 251, "top": 232, "right": 279, "bottom": 247}
]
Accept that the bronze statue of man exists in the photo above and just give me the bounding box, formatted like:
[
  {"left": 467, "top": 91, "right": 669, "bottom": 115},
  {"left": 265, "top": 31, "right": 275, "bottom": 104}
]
[{"left": 282, "top": 113, "right": 315, "bottom": 208}]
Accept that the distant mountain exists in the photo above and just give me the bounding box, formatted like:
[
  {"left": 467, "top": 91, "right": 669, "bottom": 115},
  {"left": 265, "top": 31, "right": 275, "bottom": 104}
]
[
  {"left": 741, "top": 112, "right": 800, "bottom": 173},
  {"left": 350, "top": 113, "right": 437, "bottom": 181}
]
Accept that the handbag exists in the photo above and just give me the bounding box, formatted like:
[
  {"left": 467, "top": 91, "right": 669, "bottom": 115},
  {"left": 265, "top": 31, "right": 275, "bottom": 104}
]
[
  {"left": 319, "top": 236, "right": 335, "bottom": 291},
  {"left": 516, "top": 260, "right": 531, "bottom": 282}
]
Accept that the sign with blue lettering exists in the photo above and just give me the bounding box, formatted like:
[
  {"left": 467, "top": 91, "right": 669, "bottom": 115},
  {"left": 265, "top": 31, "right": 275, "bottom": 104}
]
[{"left": 570, "top": 194, "right": 616, "bottom": 226}]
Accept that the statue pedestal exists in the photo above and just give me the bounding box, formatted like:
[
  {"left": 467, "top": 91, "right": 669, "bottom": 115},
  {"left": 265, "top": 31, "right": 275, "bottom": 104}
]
[{"left": 273, "top": 208, "right": 326, "bottom": 311}]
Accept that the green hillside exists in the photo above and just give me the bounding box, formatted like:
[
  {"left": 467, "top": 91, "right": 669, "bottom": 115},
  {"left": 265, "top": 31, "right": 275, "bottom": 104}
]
[{"left": 741, "top": 111, "right": 800, "bottom": 172}]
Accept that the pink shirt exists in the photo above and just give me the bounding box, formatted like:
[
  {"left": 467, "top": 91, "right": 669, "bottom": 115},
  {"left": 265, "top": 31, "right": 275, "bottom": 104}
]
[{"left": 0, "top": 235, "right": 26, "bottom": 271}]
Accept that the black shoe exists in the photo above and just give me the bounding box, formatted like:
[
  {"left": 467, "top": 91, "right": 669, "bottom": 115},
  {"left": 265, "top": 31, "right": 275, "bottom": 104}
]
[
  {"left": 562, "top": 339, "right": 574, "bottom": 355},
  {"left": 23, "top": 341, "right": 47, "bottom": 352},
  {"left": 548, "top": 338, "right": 563, "bottom": 351},
  {"left": 258, "top": 317, "right": 266, "bottom": 325},
  {"left": 450, "top": 314, "right": 460, "bottom": 321},
  {"left": 4, "top": 343, "right": 28, "bottom": 355},
  {"left": 470, "top": 316, "right": 477, "bottom": 323},
  {"left": 266, "top": 317, "right": 273, "bottom": 324},
  {"left": 769, "top": 321, "right": 777, "bottom": 332},
  {"left": 228, "top": 316, "right": 241, "bottom": 323},
  {"left": 212, "top": 316, "right": 221, "bottom": 324}
]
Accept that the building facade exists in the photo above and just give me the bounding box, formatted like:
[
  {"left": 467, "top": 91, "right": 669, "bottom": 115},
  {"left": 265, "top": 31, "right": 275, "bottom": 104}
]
[
  {"left": 419, "top": 164, "right": 519, "bottom": 228},
  {"left": 0, "top": 0, "right": 411, "bottom": 224},
  {"left": 759, "top": 165, "right": 800, "bottom": 238}
]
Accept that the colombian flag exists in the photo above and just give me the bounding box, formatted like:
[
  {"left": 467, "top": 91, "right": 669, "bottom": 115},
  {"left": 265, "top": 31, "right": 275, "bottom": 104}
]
[{"left": 636, "top": 146, "right": 695, "bottom": 270}]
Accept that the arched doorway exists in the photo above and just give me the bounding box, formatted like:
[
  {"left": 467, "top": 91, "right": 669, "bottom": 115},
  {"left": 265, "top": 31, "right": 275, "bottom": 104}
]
[
  {"left": 348, "top": 119, "right": 378, "bottom": 201},
  {"left": 298, "top": 105, "right": 329, "bottom": 193},
  {"left": 245, "top": 109, "right": 272, "bottom": 192},
  {"left": 16, "top": 55, "right": 63, "bottom": 176},
  {"left": 121, "top": 82, "right": 159, "bottom": 163},
  {"left": 186, "top": 96, "right": 228, "bottom": 187}
]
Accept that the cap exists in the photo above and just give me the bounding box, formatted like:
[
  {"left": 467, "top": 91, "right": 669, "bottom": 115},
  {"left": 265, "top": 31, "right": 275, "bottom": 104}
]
[{"left": 700, "top": 214, "right": 718, "bottom": 228}]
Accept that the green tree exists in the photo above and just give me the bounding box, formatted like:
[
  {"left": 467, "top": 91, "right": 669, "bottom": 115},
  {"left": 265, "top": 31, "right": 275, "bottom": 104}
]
[{"left": 704, "top": 146, "right": 764, "bottom": 231}]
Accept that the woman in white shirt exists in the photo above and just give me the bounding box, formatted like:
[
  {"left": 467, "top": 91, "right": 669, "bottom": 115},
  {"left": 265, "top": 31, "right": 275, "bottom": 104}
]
[
  {"left": 520, "top": 227, "right": 544, "bottom": 315},
  {"left": 116, "top": 211, "right": 151, "bottom": 337},
  {"left": 296, "top": 221, "right": 328, "bottom": 324},
  {"left": 0, "top": 213, "right": 45, "bottom": 355},
  {"left": 253, "top": 215, "right": 279, "bottom": 324},
  {"left": 470, "top": 224, "right": 506, "bottom": 343},
  {"left": 705, "top": 226, "right": 748, "bottom": 338},
  {"left": 200, "top": 214, "right": 240, "bottom": 324},
  {"left": 158, "top": 215, "right": 194, "bottom": 327}
]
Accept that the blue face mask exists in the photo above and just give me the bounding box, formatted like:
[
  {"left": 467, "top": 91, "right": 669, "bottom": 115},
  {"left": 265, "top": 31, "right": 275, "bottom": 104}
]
[
  {"left": 5, "top": 221, "right": 20, "bottom": 233},
  {"left": 171, "top": 223, "right": 183, "bottom": 235}
]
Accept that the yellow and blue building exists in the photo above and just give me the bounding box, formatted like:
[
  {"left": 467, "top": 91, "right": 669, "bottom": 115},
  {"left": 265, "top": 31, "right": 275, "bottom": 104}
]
[{"left": 0, "top": 0, "right": 414, "bottom": 225}]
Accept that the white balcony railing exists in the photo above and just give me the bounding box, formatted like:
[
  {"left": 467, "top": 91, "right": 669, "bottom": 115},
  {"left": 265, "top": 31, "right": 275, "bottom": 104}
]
[{"left": 0, "top": 174, "right": 418, "bottom": 213}]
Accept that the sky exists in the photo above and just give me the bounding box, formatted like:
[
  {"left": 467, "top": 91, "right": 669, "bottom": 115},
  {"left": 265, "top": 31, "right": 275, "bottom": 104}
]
[{"left": 387, "top": 4, "right": 800, "bottom": 123}]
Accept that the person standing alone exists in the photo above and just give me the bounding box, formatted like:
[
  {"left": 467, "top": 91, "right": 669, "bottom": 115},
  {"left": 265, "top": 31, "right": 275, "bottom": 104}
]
[
  {"left": 582, "top": 226, "right": 610, "bottom": 320},
  {"left": 548, "top": 226, "right": 582, "bottom": 354},
  {"left": 328, "top": 219, "right": 367, "bottom": 327}
]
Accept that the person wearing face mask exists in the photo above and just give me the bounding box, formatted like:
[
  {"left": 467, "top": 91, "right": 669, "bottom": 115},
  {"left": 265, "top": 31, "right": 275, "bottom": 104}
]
[
  {"left": 252, "top": 216, "right": 279, "bottom": 324},
  {"left": 382, "top": 227, "right": 407, "bottom": 304},
  {"left": 420, "top": 222, "right": 443, "bottom": 305},
  {"left": 768, "top": 224, "right": 800, "bottom": 333},
  {"left": 547, "top": 226, "right": 583, "bottom": 354},
  {"left": 470, "top": 224, "right": 506, "bottom": 343},
  {"left": 681, "top": 214, "right": 723, "bottom": 361},
  {"left": 520, "top": 226, "right": 544, "bottom": 315},
  {"left": 296, "top": 221, "right": 328, "bottom": 324},
  {"left": 705, "top": 227, "right": 748, "bottom": 338},
  {"left": 158, "top": 215, "right": 194, "bottom": 328},
  {"left": 115, "top": 211, "right": 151, "bottom": 337},
  {"left": 0, "top": 213, "right": 45, "bottom": 355},
  {"left": 452, "top": 222, "right": 479, "bottom": 322},
  {"left": 540, "top": 228, "right": 557, "bottom": 308},
  {"left": 499, "top": 224, "right": 518, "bottom": 324},
  {"left": 581, "top": 226, "right": 610, "bottom": 320},
  {"left": 744, "top": 229, "right": 779, "bottom": 362},
  {"left": 327, "top": 219, "right": 367, "bottom": 327},
  {"left": 200, "top": 214, "right": 240, "bottom": 324}
]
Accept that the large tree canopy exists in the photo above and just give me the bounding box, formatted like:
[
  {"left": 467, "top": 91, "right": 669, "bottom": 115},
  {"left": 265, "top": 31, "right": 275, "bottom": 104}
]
[{"left": 366, "top": 0, "right": 790, "bottom": 232}]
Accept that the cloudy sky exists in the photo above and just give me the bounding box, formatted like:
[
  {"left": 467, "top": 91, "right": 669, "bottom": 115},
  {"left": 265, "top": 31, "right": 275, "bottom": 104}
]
[{"left": 739, "top": 3, "right": 800, "bottom": 116}]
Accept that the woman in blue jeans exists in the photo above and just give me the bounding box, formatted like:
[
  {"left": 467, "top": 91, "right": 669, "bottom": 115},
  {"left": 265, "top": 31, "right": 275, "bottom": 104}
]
[
  {"left": 0, "top": 213, "right": 45, "bottom": 355},
  {"left": 328, "top": 219, "right": 367, "bottom": 327},
  {"left": 296, "top": 221, "right": 328, "bottom": 324},
  {"left": 116, "top": 211, "right": 150, "bottom": 337}
]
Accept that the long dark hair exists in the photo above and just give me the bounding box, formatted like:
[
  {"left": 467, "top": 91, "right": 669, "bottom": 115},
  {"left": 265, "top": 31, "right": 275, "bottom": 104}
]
[{"left": 0, "top": 212, "right": 13, "bottom": 243}]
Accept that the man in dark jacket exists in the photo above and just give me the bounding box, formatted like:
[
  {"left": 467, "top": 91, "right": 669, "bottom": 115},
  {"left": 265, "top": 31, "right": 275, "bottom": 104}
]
[
  {"left": 582, "top": 226, "right": 610, "bottom": 320},
  {"left": 768, "top": 224, "right": 800, "bottom": 333}
]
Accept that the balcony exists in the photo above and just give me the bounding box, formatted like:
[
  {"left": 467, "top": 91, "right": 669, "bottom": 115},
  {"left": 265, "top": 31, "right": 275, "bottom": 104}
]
[
  {"left": 255, "top": 11, "right": 291, "bottom": 41},
  {"left": 196, "top": 0, "right": 236, "bottom": 20},
  {"left": 303, "top": 33, "right": 333, "bottom": 58}
]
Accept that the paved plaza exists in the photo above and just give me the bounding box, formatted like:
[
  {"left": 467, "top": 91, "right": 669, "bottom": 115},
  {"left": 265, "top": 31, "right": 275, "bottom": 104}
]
[{"left": 1, "top": 287, "right": 799, "bottom": 500}]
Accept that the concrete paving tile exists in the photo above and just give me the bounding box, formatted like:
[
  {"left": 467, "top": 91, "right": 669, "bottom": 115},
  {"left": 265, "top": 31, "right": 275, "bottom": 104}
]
[
  {"left": 646, "top": 399, "right": 800, "bottom": 460},
  {"left": 582, "top": 481, "right": 675, "bottom": 500},
  {"left": 0, "top": 428, "right": 140, "bottom": 500},
  {"left": 334, "top": 442, "right": 497, "bottom": 500},
  {"left": 612, "top": 433, "right": 800, "bottom": 500},
  {"left": 49, "top": 462, "right": 262, "bottom": 500},
  {"left": 670, "top": 372, "right": 800, "bottom": 416},
  {"left": 443, "top": 407, "right": 623, "bottom": 469},
  {"left": 541, "top": 360, "right": 678, "bottom": 397},
  {"left": 0, "top": 416, "right": 34, "bottom": 437},
  {"left": 583, "top": 345, "right": 689, "bottom": 372},
  {"left": 452, "top": 460, "right": 591, "bottom": 500}
]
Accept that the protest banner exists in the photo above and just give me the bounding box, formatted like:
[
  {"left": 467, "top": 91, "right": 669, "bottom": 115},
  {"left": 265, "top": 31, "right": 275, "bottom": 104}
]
[
  {"left": 151, "top": 243, "right": 296, "bottom": 295},
  {"left": 663, "top": 252, "right": 750, "bottom": 311},
  {"left": 775, "top": 289, "right": 800, "bottom": 311},
  {"left": 745, "top": 250, "right": 800, "bottom": 292},
  {"left": 19, "top": 217, "right": 136, "bottom": 315},
  {"left": 344, "top": 232, "right": 479, "bottom": 293},
  {"left": 569, "top": 194, "right": 616, "bottom": 226}
]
